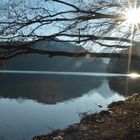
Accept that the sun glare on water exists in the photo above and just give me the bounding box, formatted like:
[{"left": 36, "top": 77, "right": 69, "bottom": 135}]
[{"left": 128, "top": 73, "right": 140, "bottom": 78}]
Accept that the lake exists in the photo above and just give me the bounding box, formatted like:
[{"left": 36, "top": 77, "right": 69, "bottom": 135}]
[
  {"left": 1, "top": 71, "right": 138, "bottom": 140},
  {"left": 0, "top": 54, "right": 140, "bottom": 140}
]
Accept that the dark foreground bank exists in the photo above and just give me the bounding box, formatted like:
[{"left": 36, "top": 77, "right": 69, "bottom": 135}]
[{"left": 33, "top": 94, "right": 140, "bottom": 140}]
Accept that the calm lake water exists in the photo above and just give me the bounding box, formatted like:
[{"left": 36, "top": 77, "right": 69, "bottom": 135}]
[
  {"left": 0, "top": 54, "right": 140, "bottom": 140},
  {"left": 1, "top": 72, "right": 138, "bottom": 140}
]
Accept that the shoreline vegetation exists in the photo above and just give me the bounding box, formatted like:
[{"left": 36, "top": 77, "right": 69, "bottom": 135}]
[{"left": 33, "top": 93, "right": 140, "bottom": 140}]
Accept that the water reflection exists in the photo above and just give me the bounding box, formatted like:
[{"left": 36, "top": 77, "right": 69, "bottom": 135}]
[
  {"left": 0, "top": 54, "right": 106, "bottom": 104},
  {"left": 0, "top": 72, "right": 139, "bottom": 139},
  {"left": 0, "top": 74, "right": 104, "bottom": 104},
  {"left": 108, "top": 75, "right": 140, "bottom": 96},
  {"left": 0, "top": 71, "right": 139, "bottom": 102},
  {"left": 127, "top": 72, "right": 140, "bottom": 78},
  {"left": 108, "top": 57, "right": 140, "bottom": 96},
  {"left": 0, "top": 54, "right": 139, "bottom": 140},
  {"left": 0, "top": 78, "right": 124, "bottom": 140}
]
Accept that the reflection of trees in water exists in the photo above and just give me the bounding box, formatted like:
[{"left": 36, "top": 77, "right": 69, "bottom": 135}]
[
  {"left": 108, "top": 77, "right": 140, "bottom": 96},
  {"left": 0, "top": 74, "right": 103, "bottom": 104},
  {"left": 0, "top": 53, "right": 106, "bottom": 104},
  {"left": 0, "top": 60, "right": 7, "bottom": 69},
  {"left": 108, "top": 57, "right": 140, "bottom": 96}
]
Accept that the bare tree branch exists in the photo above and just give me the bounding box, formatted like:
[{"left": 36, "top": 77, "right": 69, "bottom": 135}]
[{"left": 0, "top": 0, "right": 139, "bottom": 60}]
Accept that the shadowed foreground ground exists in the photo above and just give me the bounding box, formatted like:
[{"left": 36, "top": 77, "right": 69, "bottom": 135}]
[{"left": 33, "top": 94, "right": 140, "bottom": 140}]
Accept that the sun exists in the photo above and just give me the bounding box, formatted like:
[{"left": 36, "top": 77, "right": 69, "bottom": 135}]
[{"left": 124, "top": 7, "right": 140, "bottom": 25}]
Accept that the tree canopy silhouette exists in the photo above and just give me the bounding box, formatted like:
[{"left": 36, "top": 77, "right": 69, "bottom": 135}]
[{"left": 0, "top": 0, "right": 140, "bottom": 59}]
